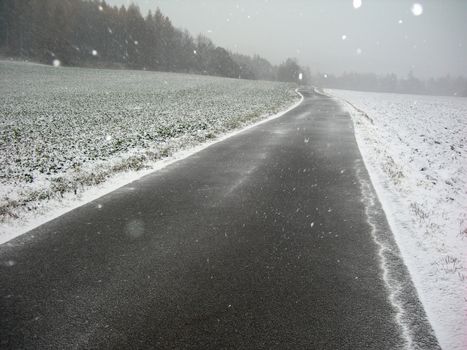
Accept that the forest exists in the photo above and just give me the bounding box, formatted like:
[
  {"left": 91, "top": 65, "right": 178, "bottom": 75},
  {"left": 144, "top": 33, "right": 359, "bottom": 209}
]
[{"left": 0, "top": 0, "right": 307, "bottom": 83}]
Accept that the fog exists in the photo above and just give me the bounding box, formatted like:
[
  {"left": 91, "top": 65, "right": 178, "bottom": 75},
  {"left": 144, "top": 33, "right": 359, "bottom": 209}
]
[{"left": 105, "top": 0, "right": 467, "bottom": 79}]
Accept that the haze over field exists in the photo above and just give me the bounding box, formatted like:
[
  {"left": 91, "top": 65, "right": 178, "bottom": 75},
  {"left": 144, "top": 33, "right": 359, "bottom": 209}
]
[{"left": 107, "top": 0, "right": 467, "bottom": 79}]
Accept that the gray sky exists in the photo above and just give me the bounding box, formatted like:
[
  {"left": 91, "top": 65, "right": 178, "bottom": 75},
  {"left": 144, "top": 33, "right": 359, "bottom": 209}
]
[{"left": 107, "top": 0, "right": 467, "bottom": 78}]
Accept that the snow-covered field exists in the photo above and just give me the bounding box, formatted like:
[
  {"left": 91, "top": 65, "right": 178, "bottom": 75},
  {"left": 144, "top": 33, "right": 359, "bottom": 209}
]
[
  {"left": 328, "top": 89, "right": 467, "bottom": 350},
  {"left": 0, "top": 60, "right": 298, "bottom": 242}
]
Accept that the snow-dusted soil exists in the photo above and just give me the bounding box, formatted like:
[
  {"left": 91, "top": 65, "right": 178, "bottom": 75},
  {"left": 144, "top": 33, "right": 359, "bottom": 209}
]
[
  {"left": 0, "top": 61, "right": 299, "bottom": 242},
  {"left": 328, "top": 89, "right": 467, "bottom": 350}
]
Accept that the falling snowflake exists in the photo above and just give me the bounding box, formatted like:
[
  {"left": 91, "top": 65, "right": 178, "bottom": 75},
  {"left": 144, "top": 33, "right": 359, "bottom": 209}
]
[
  {"left": 2, "top": 260, "right": 16, "bottom": 267},
  {"left": 353, "top": 0, "right": 362, "bottom": 9},
  {"left": 356, "top": 48, "right": 363, "bottom": 55},
  {"left": 92, "top": 50, "right": 98, "bottom": 56},
  {"left": 411, "top": 3, "right": 423, "bottom": 16},
  {"left": 98, "top": 5, "right": 103, "bottom": 11},
  {"left": 134, "top": 40, "right": 138, "bottom": 45},
  {"left": 125, "top": 219, "right": 145, "bottom": 239},
  {"left": 52, "top": 59, "right": 61, "bottom": 67},
  {"left": 324, "top": 73, "right": 328, "bottom": 78},
  {"left": 299, "top": 73, "right": 303, "bottom": 80},
  {"left": 310, "top": 222, "right": 315, "bottom": 228},
  {"left": 342, "top": 34, "right": 347, "bottom": 40},
  {"left": 398, "top": 19, "right": 403, "bottom": 24},
  {"left": 105, "top": 135, "right": 112, "bottom": 141}
]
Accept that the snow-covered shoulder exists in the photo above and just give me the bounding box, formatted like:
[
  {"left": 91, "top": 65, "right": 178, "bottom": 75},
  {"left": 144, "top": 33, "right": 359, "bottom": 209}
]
[{"left": 328, "top": 88, "right": 467, "bottom": 350}]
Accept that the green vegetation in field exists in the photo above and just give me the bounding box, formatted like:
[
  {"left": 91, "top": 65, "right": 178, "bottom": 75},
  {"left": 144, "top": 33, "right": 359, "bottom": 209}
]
[{"left": 0, "top": 61, "right": 298, "bottom": 221}]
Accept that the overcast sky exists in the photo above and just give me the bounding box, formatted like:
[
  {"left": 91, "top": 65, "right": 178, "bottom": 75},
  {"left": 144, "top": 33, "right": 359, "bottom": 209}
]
[{"left": 107, "top": 0, "right": 467, "bottom": 78}]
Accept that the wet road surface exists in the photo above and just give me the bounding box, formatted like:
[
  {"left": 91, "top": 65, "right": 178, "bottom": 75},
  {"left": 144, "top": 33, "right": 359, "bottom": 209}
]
[{"left": 0, "top": 90, "right": 439, "bottom": 349}]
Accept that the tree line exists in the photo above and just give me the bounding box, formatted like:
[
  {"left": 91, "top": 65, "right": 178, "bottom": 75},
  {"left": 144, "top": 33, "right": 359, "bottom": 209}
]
[
  {"left": 0, "top": 0, "right": 308, "bottom": 83},
  {"left": 312, "top": 71, "right": 467, "bottom": 97}
]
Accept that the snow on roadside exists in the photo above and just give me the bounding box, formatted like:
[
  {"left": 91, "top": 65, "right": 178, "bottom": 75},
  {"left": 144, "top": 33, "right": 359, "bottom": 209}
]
[
  {"left": 0, "top": 61, "right": 300, "bottom": 244},
  {"left": 328, "top": 89, "right": 467, "bottom": 350}
]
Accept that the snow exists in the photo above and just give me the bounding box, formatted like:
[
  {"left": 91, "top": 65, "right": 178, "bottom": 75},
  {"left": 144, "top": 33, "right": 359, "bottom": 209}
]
[
  {"left": 0, "top": 60, "right": 300, "bottom": 244},
  {"left": 328, "top": 88, "right": 467, "bottom": 350},
  {"left": 411, "top": 3, "right": 423, "bottom": 16},
  {"left": 353, "top": 0, "right": 362, "bottom": 10}
]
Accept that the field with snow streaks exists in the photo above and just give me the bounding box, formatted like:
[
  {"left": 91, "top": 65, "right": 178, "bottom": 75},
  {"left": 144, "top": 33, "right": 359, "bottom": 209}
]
[
  {"left": 328, "top": 89, "right": 467, "bottom": 350},
  {"left": 0, "top": 61, "right": 298, "bottom": 232}
]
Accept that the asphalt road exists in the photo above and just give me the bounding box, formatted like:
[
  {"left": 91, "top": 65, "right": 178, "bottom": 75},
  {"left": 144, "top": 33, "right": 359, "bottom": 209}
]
[{"left": 0, "top": 89, "right": 439, "bottom": 349}]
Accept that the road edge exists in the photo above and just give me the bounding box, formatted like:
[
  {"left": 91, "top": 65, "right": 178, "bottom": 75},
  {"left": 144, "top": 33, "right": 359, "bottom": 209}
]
[{"left": 327, "top": 90, "right": 442, "bottom": 350}]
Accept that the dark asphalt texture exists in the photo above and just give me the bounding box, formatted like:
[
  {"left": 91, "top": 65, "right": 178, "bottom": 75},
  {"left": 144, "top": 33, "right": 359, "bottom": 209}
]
[{"left": 0, "top": 90, "right": 439, "bottom": 349}]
